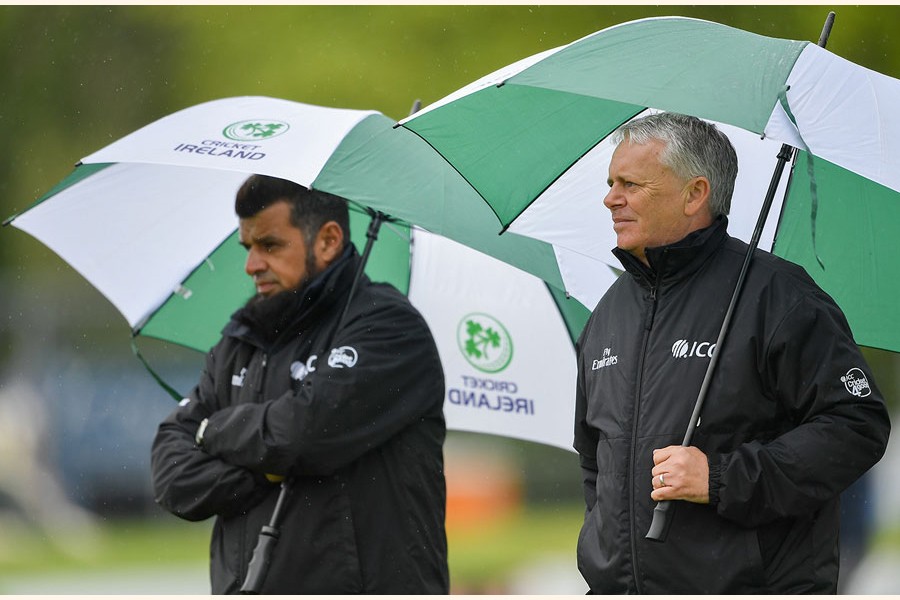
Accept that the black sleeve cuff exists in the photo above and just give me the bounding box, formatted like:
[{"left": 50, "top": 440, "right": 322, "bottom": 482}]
[{"left": 707, "top": 452, "right": 724, "bottom": 507}]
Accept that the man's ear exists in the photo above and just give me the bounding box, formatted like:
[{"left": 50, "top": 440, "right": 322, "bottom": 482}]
[
  {"left": 683, "top": 176, "right": 711, "bottom": 218},
  {"left": 314, "top": 220, "right": 345, "bottom": 265}
]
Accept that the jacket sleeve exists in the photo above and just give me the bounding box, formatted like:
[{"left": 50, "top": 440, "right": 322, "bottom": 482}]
[
  {"left": 709, "top": 291, "right": 891, "bottom": 527},
  {"left": 150, "top": 348, "right": 272, "bottom": 521},
  {"left": 199, "top": 297, "right": 445, "bottom": 476}
]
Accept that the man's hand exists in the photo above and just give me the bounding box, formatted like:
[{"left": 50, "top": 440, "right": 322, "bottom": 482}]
[{"left": 650, "top": 446, "right": 709, "bottom": 504}]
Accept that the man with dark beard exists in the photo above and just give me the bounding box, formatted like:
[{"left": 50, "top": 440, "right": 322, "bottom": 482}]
[{"left": 150, "top": 175, "right": 449, "bottom": 594}]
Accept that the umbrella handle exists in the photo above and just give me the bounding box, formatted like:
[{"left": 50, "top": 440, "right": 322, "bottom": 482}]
[
  {"left": 239, "top": 525, "right": 280, "bottom": 594},
  {"left": 645, "top": 499, "right": 675, "bottom": 541},
  {"left": 240, "top": 480, "right": 290, "bottom": 594}
]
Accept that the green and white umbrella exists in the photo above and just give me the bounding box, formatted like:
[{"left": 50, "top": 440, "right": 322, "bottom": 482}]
[
  {"left": 399, "top": 15, "right": 900, "bottom": 353},
  {"left": 6, "top": 96, "right": 605, "bottom": 350},
  {"left": 4, "top": 96, "right": 598, "bottom": 451}
]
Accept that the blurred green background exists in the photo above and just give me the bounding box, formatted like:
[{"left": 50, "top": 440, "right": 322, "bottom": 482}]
[{"left": 2, "top": 4, "right": 899, "bottom": 594}]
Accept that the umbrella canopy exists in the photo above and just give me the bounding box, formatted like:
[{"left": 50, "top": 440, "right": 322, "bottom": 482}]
[
  {"left": 4, "top": 97, "right": 598, "bottom": 451},
  {"left": 7, "top": 96, "right": 613, "bottom": 346},
  {"left": 410, "top": 228, "right": 584, "bottom": 452},
  {"left": 399, "top": 15, "right": 900, "bottom": 353}
]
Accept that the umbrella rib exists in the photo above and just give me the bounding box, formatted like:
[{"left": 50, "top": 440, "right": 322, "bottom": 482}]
[
  {"left": 381, "top": 219, "right": 411, "bottom": 243},
  {"left": 500, "top": 106, "right": 647, "bottom": 235},
  {"left": 131, "top": 230, "right": 239, "bottom": 340},
  {"left": 397, "top": 125, "right": 506, "bottom": 234},
  {"left": 769, "top": 147, "right": 800, "bottom": 251},
  {"left": 342, "top": 197, "right": 405, "bottom": 230}
]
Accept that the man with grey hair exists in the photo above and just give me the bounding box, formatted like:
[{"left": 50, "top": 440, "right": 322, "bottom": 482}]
[{"left": 574, "top": 112, "right": 889, "bottom": 593}]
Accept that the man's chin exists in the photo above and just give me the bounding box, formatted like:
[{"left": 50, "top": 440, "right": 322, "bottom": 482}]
[
  {"left": 244, "top": 269, "right": 317, "bottom": 310},
  {"left": 243, "top": 281, "right": 310, "bottom": 309},
  {"left": 244, "top": 289, "right": 287, "bottom": 308}
]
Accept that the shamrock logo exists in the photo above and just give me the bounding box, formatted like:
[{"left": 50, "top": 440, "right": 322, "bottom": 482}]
[
  {"left": 457, "top": 313, "right": 513, "bottom": 373},
  {"left": 223, "top": 119, "right": 290, "bottom": 141}
]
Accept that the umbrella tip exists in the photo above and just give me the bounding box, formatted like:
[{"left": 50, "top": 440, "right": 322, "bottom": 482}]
[{"left": 817, "top": 12, "right": 836, "bottom": 48}]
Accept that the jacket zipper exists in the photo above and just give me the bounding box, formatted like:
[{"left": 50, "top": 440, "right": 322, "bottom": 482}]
[
  {"left": 259, "top": 353, "right": 269, "bottom": 398},
  {"left": 630, "top": 276, "right": 661, "bottom": 594}
]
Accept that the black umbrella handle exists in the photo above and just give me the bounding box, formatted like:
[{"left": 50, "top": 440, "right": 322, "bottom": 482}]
[
  {"left": 240, "top": 480, "right": 290, "bottom": 593},
  {"left": 239, "top": 525, "right": 280, "bottom": 593}
]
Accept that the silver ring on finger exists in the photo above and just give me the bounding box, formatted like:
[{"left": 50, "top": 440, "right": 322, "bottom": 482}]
[{"left": 658, "top": 474, "right": 665, "bottom": 487}]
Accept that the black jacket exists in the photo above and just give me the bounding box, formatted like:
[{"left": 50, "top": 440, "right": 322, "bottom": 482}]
[
  {"left": 574, "top": 218, "right": 890, "bottom": 594},
  {"left": 150, "top": 246, "right": 449, "bottom": 594}
]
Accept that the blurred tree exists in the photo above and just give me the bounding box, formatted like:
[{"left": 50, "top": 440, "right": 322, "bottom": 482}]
[{"left": 1, "top": 7, "right": 181, "bottom": 238}]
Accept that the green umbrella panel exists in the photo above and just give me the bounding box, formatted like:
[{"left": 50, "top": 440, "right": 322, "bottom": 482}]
[{"left": 399, "top": 16, "right": 900, "bottom": 352}]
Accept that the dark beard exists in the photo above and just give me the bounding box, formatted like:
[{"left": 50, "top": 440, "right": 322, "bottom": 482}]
[
  {"left": 230, "top": 243, "right": 353, "bottom": 349},
  {"left": 243, "top": 246, "right": 320, "bottom": 310},
  {"left": 236, "top": 250, "right": 322, "bottom": 347}
]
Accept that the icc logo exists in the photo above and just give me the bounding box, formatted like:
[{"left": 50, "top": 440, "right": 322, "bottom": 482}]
[{"left": 671, "top": 339, "right": 716, "bottom": 359}]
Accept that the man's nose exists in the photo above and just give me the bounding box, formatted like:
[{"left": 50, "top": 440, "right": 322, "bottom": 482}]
[
  {"left": 245, "top": 248, "right": 265, "bottom": 276},
  {"left": 603, "top": 184, "right": 623, "bottom": 209}
]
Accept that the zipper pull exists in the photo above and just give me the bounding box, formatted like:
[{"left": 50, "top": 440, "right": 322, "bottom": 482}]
[
  {"left": 644, "top": 262, "right": 665, "bottom": 331},
  {"left": 255, "top": 353, "right": 269, "bottom": 397},
  {"left": 645, "top": 286, "right": 658, "bottom": 331}
]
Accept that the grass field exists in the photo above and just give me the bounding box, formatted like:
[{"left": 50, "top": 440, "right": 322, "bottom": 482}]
[
  {"left": 0, "top": 504, "right": 586, "bottom": 593},
  {"left": 4, "top": 503, "right": 898, "bottom": 594}
]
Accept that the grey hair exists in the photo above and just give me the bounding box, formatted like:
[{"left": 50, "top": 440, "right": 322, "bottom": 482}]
[{"left": 612, "top": 112, "right": 738, "bottom": 217}]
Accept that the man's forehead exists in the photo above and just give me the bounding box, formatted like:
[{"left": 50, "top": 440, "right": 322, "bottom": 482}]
[
  {"left": 611, "top": 140, "right": 665, "bottom": 168},
  {"left": 239, "top": 215, "right": 286, "bottom": 243}
]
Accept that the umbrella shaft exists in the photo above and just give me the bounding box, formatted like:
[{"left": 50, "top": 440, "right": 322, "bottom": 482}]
[
  {"left": 647, "top": 143, "right": 793, "bottom": 543},
  {"left": 681, "top": 143, "right": 792, "bottom": 446},
  {"left": 336, "top": 211, "right": 385, "bottom": 333},
  {"left": 241, "top": 209, "right": 389, "bottom": 591}
]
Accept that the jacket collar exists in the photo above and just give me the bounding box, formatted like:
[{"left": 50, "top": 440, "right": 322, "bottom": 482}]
[
  {"left": 613, "top": 216, "right": 729, "bottom": 290},
  {"left": 223, "top": 243, "right": 361, "bottom": 350}
]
